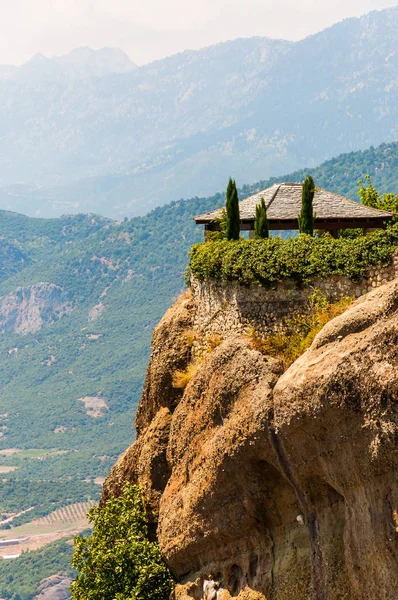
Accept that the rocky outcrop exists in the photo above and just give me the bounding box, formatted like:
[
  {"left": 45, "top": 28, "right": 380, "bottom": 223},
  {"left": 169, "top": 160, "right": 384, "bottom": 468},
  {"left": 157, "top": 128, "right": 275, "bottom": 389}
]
[
  {"left": 36, "top": 573, "right": 72, "bottom": 600},
  {"left": 104, "top": 280, "right": 398, "bottom": 600},
  {"left": 102, "top": 291, "right": 195, "bottom": 514},
  {"left": 0, "top": 283, "right": 73, "bottom": 334}
]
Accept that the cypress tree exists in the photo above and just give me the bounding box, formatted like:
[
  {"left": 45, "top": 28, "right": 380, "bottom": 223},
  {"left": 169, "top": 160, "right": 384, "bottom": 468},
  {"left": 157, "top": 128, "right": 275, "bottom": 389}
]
[
  {"left": 298, "top": 175, "right": 315, "bottom": 236},
  {"left": 226, "top": 178, "right": 240, "bottom": 240},
  {"left": 254, "top": 197, "right": 269, "bottom": 239}
]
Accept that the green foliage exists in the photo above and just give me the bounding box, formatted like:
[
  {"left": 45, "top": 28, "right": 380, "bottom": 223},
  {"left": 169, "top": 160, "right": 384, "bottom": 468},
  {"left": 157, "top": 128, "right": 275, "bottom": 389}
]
[
  {"left": 189, "top": 224, "right": 398, "bottom": 287},
  {"left": 254, "top": 198, "right": 269, "bottom": 239},
  {"left": 0, "top": 538, "right": 74, "bottom": 600},
  {"left": 358, "top": 174, "right": 398, "bottom": 216},
  {"left": 358, "top": 174, "right": 380, "bottom": 208},
  {"left": 71, "top": 484, "right": 174, "bottom": 600},
  {"left": 225, "top": 178, "right": 240, "bottom": 241},
  {"left": 338, "top": 228, "right": 364, "bottom": 239},
  {"left": 298, "top": 176, "right": 315, "bottom": 236}
]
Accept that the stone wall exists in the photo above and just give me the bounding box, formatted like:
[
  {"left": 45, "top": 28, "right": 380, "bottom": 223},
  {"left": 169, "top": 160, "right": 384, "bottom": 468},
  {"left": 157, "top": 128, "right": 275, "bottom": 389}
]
[{"left": 191, "top": 250, "right": 398, "bottom": 337}]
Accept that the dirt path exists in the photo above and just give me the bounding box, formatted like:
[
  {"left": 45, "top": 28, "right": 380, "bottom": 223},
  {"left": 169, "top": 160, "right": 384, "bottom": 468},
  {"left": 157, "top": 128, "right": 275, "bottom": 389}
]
[{"left": 1, "top": 506, "right": 35, "bottom": 524}]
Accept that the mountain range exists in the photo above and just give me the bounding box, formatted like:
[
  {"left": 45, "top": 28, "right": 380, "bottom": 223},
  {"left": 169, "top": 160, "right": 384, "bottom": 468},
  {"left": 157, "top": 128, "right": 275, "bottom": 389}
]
[{"left": 0, "top": 7, "right": 398, "bottom": 218}]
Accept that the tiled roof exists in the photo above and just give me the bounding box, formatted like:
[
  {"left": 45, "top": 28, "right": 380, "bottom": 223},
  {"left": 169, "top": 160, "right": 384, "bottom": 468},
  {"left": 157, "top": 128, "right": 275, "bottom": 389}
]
[{"left": 194, "top": 183, "right": 395, "bottom": 223}]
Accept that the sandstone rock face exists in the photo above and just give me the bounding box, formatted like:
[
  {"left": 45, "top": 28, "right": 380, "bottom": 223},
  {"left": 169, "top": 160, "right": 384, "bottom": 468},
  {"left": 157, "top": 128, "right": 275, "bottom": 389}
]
[
  {"left": 104, "top": 280, "right": 398, "bottom": 600},
  {"left": 0, "top": 283, "right": 73, "bottom": 334},
  {"left": 102, "top": 291, "right": 195, "bottom": 514}
]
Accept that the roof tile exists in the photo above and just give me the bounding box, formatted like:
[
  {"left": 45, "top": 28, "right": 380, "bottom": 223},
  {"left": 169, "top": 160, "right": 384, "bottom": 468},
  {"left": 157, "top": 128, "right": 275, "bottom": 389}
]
[{"left": 194, "top": 183, "right": 394, "bottom": 223}]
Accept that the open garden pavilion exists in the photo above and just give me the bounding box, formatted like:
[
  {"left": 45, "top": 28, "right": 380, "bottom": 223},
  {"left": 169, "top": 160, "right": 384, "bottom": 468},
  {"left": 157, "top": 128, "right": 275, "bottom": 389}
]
[{"left": 194, "top": 182, "right": 395, "bottom": 238}]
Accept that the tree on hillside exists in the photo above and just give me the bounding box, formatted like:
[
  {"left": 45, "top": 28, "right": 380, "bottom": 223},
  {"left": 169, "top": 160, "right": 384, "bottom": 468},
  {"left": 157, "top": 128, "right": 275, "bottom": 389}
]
[
  {"left": 226, "top": 178, "right": 240, "bottom": 240},
  {"left": 71, "top": 484, "right": 174, "bottom": 600},
  {"left": 298, "top": 176, "right": 315, "bottom": 236},
  {"left": 254, "top": 197, "right": 269, "bottom": 239},
  {"left": 358, "top": 174, "right": 398, "bottom": 217}
]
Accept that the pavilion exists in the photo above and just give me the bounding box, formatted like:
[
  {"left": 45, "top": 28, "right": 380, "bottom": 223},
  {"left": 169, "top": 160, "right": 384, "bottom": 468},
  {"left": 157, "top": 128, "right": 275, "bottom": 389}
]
[{"left": 194, "top": 182, "right": 395, "bottom": 238}]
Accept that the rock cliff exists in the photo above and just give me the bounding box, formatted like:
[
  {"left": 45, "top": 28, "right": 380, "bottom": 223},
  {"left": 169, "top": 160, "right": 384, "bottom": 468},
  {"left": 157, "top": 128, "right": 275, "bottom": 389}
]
[
  {"left": 103, "top": 281, "right": 398, "bottom": 600},
  {"left": 0, "top": 283, "right": 73, "bottom": 334}
]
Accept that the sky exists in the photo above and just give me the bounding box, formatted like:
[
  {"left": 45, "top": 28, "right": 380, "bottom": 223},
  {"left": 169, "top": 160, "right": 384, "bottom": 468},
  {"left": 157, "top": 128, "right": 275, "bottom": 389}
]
[{"left": 0, "top": 0, "right": 396, "bottom": 66}]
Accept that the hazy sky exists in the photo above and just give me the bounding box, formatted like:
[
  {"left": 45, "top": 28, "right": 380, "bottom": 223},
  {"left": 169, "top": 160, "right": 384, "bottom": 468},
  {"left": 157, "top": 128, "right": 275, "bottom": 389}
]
[{"left": 1, "top": 0, "right": 397, "bottom": 66}]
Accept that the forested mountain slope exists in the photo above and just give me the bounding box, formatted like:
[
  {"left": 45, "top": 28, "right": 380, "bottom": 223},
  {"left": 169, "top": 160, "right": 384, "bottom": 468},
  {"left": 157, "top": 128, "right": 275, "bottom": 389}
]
[
  {"left": 0, "top": 201, "right": 212, "bottom": 479},
  {"left": 0, "top": 8, "right": 398, "bottom": 217},
  {"left": 248, "top": 142, "right": 398, "bottom": 201},
  {"left": 0, "top": 198, "right": 216, "bottom": 543}
]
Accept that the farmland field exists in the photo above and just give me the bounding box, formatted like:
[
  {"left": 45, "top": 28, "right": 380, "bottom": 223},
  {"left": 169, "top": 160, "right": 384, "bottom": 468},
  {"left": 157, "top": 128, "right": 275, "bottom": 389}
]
[{"left": 0, "top": 501, "right": 94, "bottom": 558}]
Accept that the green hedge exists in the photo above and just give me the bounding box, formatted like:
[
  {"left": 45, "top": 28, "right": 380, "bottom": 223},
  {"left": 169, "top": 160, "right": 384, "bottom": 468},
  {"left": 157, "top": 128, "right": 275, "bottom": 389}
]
[{"left": 189, "top": 226, "right": 398, "bottom": 287}]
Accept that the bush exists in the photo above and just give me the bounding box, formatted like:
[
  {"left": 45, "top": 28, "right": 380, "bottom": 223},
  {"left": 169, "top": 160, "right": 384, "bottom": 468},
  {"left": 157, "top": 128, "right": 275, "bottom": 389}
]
[
  {"left": 172, "top": 333, "right": 223, "bottom": 389},
  {"left": 71, "top": 484, "right": 174, "bottom": 600},
  {"left": 172, "top": 362, "right": 199, "bottom": 389},
  {"left": 189, "top": 224, "right": 398, "bottom": 287},
  {"left": 248, "top": 293, "right": 353, "bottom": 367}
]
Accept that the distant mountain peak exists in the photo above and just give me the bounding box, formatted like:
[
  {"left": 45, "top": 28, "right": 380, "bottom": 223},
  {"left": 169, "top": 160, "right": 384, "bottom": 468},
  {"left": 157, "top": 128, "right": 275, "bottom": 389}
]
[
  {"left": 22, "top": 53, "right": 54, "bottom": 68},
  {"left": 29, "top": 52, "right": 48, "bottom": 62},
  {"left": 55, "top": 46, "right": 137, "bottom": 73},
  {"left": 0, "top": 46, "right": 136, "bottom": 82}
]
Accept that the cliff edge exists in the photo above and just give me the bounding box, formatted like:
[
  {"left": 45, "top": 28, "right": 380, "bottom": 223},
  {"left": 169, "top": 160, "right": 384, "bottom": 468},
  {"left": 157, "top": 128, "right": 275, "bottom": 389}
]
[{"left": 103, "top": 280, "right": 398, "bottom": 600}]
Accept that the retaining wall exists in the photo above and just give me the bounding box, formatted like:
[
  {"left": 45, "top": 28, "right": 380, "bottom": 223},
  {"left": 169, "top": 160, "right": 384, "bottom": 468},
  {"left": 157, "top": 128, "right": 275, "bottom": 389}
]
[{"left": 191, "top": 251, "right": 398, "bottom": 337}]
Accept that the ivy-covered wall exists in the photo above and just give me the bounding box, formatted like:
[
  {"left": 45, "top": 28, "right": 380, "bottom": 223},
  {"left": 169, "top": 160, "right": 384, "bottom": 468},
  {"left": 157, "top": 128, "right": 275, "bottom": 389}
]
[
  {"left": 191, "top": 248, "right": 398, "bottom": 337},
  {"left": 189, "top": 226, "right": 398, "bottom": 288}
]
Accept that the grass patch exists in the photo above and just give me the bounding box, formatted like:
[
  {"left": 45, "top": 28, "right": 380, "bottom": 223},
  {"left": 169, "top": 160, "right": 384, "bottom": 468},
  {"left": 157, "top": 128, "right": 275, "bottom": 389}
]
[
  {"left": 205, "top": 333, "right": 223, "bottom": 352},
  {"left": 172, "top": 332, "right": 224, "bottom": 389},
  {"left": 182, "top": 328, "right": 200, "bottom": 347},
  {"left": 172, "top": 363, "right": 199, "bottom": 389},
  {"left": 15, "top": 449, "right": 51, "bottom": 459},
  {"left": 248, "top": 293, "right": 353, "bottom": 368}
]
